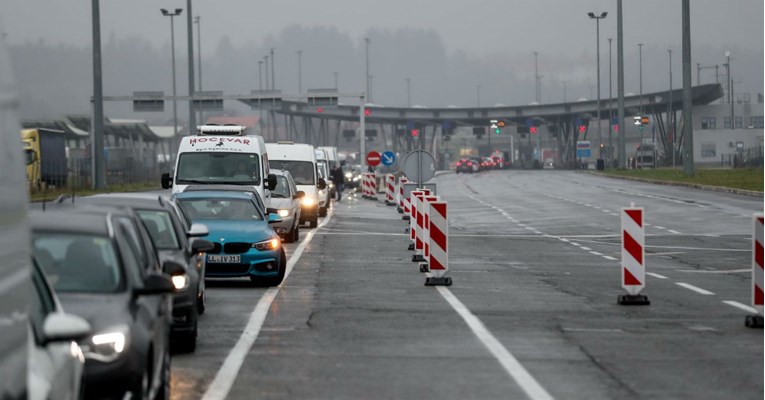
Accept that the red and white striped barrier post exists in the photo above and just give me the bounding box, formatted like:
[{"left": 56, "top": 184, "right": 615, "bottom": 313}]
[
  {"left": 412, "top": 190, "right": 432, "bottom": 262},
  {"left": 397, "top": 177, "right": 409, "bottom": 213},
  {"left": 618, "top": 205, "right": 650, "bottom": 305},
  {"left": 425, "top": 201, "right": 451, "bottom": 286},
  {"left": 408, "top": 190, "right": 429, "bottom": 252},
  {"left": 360, "top": 173, "right": 368, "bottom": 198},
  {"left": 419, "top": 195, "right": 439, "bottom": 271},
  {"left": 401, "top": 182, "right": 417, "bottom": 221},
  {"left": 369, "top": 173, "right": 378, "bottom": 200},
  {"left": 746, "top": 214, "right": 764, "bottom": 328},
  {"left": 363, "top": 173, "right": 371, "bottom": 198},
  {"left": 384, "top": 174, "right": 396, "bottom": 206}
]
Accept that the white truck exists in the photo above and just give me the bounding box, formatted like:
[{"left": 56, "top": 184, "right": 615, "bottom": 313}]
[{"left": 161, "top": 124, "right": 277, "bottom": 206}]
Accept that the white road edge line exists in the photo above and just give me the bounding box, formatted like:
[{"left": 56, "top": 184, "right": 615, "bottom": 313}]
[
  {"left": 646, "top": 272, "right": 669, "bottom": 279},
  {"left": 722, "top": 300, "right": 758, "bottom": 314},
  {"left": 603, "top": 256, "right": 618, "bottom": 261},
  {"left": 434, "top": 285, "right": 555, "bottom": 400},
  {"left": 675, "top": 282, "right": 715, "bottom": 295},
  {"left": 202, "top": 211, "right": 333, "bottom": 400}
]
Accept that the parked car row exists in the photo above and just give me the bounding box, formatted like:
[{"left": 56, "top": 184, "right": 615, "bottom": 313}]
[{"left": 455, "top": 155, "right": 509, "bottom": 173}]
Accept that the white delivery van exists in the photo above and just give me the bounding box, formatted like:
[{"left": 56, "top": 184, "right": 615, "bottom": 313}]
[
  {"left": 318, "top": 146, "right": 339, "bottom": 170},
  {"left": 266, "top": 142, "right": 327, "bottom": 228},
  {"left": 314, "top": 148, "right": 332, "bottom": 215},
  {"left": 161, "top": 124, "right": 277, "bottom": 206}
]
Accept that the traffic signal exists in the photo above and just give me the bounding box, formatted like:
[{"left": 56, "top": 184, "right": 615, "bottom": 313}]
[
  {"left": 578, "top": 125, "right": 586, "bottom": 134},
  {"left": 490, "top": 119, "right": 501, "bottom": 134},
  {"left": 613, "top": 124, "right": 619, "bottom": 133},
  {"left": 530, "top": 126, "right": 538, "bottom": 134},
  {"left": 364, "top": 108, "right": 372, "bottom": 116},
  {"left": 411, "top": 129, "right": 419, "bottom": 137}
]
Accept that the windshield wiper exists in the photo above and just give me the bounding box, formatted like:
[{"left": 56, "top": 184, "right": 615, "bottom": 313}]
[
  {"left": 177, "top": 179, "right": 211, "bottom": 184},
  {"left": 271, "top": 194, "right": 286, "bottom": 198}
]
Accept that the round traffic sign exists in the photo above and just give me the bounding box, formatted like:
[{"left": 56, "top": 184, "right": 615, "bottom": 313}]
[
  {"left": 366, "top": 151, "right": 381, "bottom": 167},
  {"left": 381, "top": 151, "right": 397, "bottom": 166},
  {"left": 401, "top": 150, "right": 436, "bottom": 183}
]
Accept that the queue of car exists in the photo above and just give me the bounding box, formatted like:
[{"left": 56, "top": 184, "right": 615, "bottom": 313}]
[
  {"left": 19, "top": 123, "right": 340, "bottom": 399},
  {"left": 454, "top": 154, "right": 509, "bottom": 173}
]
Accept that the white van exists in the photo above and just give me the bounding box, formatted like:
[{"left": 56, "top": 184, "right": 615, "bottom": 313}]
[
  {"left": 314, "top": 148, "right": 332, "bottom": 215},
  {"left": 266, "top": 142, "right": 327, "bottom": 228},
  {"left": 161, "top": 125, "right": 277, "bottom": 206},
  {"left": 318, "top": 146, "right": 339, "bottom": 170}
]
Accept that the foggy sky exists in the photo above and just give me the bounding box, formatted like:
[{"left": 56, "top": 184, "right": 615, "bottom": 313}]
[{"left": 0, "top": 0, "right": 763, "bottom": 113}]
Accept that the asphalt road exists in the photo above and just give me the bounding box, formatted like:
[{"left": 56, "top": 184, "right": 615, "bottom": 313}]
[{"left": 158, "top": 170, "right": 762, "bottom": 400}]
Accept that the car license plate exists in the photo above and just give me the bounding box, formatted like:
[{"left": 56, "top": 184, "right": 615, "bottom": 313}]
[{"left": 207, "top": 255, "right": 241, "bottom": 263}]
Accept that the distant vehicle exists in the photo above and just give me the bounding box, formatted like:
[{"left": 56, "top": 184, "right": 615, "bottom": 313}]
[
  {"left": 266, "top": 142, "right": 327, "bottom": 228},
  {"left": 543, "top": 158, "right": 554, "bottom": 169},
  {"left": 268, "top": 169, "right": 304, "bottom": 243},
  {"left": 161, "top": 124, "right": 277, "bottom": 207},
  {"left": 636, "top": 144, "right": 656, "bottom": 169},
  {"left": 29, "top": 258, "right": 90, "bottom": 400},
  {"left": 31, "top": 207, "right": 176, "bottom": 400},
  {"left": 21, "top": 128, "right": 68, "bottom": 189},
  {"left": 0, "top": 36, "right": 34, "bottom": 400},
  {"left": 314, "top": 148, "right": 331, "bottom": 217},
  {"left": 470, "top": 158, "right": 482, "bottom": 172},
  {"left": 174, "top": 190, "right": 287, "bottom": 286},
  {"left": 76, "top": 193, "right": 215, "bottom": 353},
  {"left": 318, "top": 146, "right": 339, "bottom": 198},
  {"left": 455, "top": 159, "right": 474, "bottom": 174}
]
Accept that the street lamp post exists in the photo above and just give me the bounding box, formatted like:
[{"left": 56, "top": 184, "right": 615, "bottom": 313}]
[
  {"left": 608, "top": 37, "right": 613, "bottom": 163},
  {"left": 617, "top": 0, "right": 626, "bottom": 169},
  {"left": 91, "top": 0, "right": 105, "bottom": 189},
  {"left": 588, "top": 11, "right": 607, "bottom": 161},
  {"left": 364, "top": 37, "right": 371, "bottom": 102},
  {"left": 638, "top": 43, "right": 644, "bottom": 114},
  {"left": 668, "top": 49, "right": 674, "bottom": 167},
  {"left": 264, "top": 55, "right": 270, "bottom": 90},
  {"left": 194, "top": 15, "right": 202, "bottom": 124},
  {"left": 161, "top": 8, "right": 183, "bottom": 139},
  {"left": 185, "top": 0, "right": 195, "bottom": 134},
  {"left": 406, "top": 78, "right": 411, "bottom": 107},
  {"left": 725, "top": 50, "right": 734, "bottom": 127},
  {"left": 297, "top": 50, "right": 302, "bottom": 93},
  {"left": 533, "top": 51, "right": 540, "bottom": 103},
  {"left": 270, "top": 48, "right": 275, "bottom": 90}
]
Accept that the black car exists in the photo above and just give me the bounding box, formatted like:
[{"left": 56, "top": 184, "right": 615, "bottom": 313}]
[
  {"left": 77, "top": 193, "right": 214, "bottom": 353},
  {"left": 31, "top": 207, "right": 179, "bottom": 400}
]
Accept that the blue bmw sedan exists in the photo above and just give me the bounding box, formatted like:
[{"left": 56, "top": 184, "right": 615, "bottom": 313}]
[{"left": 174, "top": 191, "right": 286, "bottom": 286}]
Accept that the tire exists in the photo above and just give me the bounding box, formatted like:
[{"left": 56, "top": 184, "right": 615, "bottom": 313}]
[
  {"left": 310, "top": 217, "right": 318, "bottom": 228},
  {"left": 292, "top": 225, "right": 300, "bottom": 242},
  {"left": 283, "top": 225, "right": 295, "bottom": 244},
  {"left": 266, "top": 249, "right": 287, "bottom": 286},
  {"left": 173, "top": 313, "right": 198, "bottom": 354},
  {"left": 197, "top": 289, "right": 206, "bottom": 315},
  {"left": 319, "top": 206, "right": 327, "bottom": 217},
  {"left": 154, "top": 346, "right": 171, "bottom": 400}
]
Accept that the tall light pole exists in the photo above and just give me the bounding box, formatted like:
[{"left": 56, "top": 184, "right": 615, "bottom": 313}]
[
  {"left": 369, "top": 75, "right": 374, "bottom": 103},
  {"left": 476, "top": 84, "right": 481, "bottom": 107},
  {"left": 533, "top": 51, "right": 540, "bottom": 103},
  {"left": 185, "top": 0, "right": 195, "bottom": 134},
  {"left": 364, "top": 37, "right": 371, "bottom": 102},
  {"left": 91, "top": 0, "right": 105, "bottom": 189},
  {"left": 194, "top": 15, "right": 202, "bottom": 124},
  {"left": 608, "top": 37, "right": 613, "bottom": 163},
  {"left": 668, "top": 49, "right": 674, "bottom": 167},
  {"left": 297, "top": 50, "right": 302, "bottom": 93},
  {"left": 270, "top": 48, "right": 275, "bottom": 90},
  {"left": 588, "top": 11, "right": 607, "bottom": 161},
  {"left": 161, "top": 8, "right": 182, "bottom": 139},
  {"left": 406, "top": 78, "right": 411, "bottom": 107},
  {"left": 258, "top": 61, "right": 263, "bottom": 90},
  {"left": 617, "top": 0, "right": 625, "bottom": 168},
  {"left": 264, "top": 55, "right": 270, "bottom": 90},
  {"left": 638, "top": 43, "right": 644, "bottom": 114},
  {"left": 562, "top": 80, "right": 569, "bottom": 103},
  {"left": 682, "top": 0, "right": 694, "bottom": 176},
  {"left": 334, "top": 72, "right": 338, "bottom": 90},
  {"left": 725, "top": 50, "right": 734, "bottom": 126}
]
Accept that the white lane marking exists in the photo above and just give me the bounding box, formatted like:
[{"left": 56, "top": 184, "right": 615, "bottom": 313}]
[
  {"left": 654, "top": 226, "right": 666, "bottom": 230},
  {"left": 603, "top": 256, "right": 618, "bottom": 261},
  {"left": 571, "top": 242, "right": 581, "bottom": 247},
  {"left": 646, "top": 272, "right": 669, "bottom": 279},
  {"left": 315, "top": 231, "right": 406, "bottom": 236},
  {"left": 675, "top": 282, "right": 715, "bottom": 296},
  {"left": 722, "top": 300, "right": 758, "bottom": 314},
  {"left": 562, "top": 327, "right": 623, "bottom": 333},
  {"left": 559, "top": 238, "right": 570, "bottom": 242},
  {"left": 610, "top": 213, "right": 619, "bottom": 217},
  {"left": 202, "top": 213, "right": 332, "bottom": 400},
  {"left": 589, "top": 251, "right": 603, "bottom": 256},
  {"left": 433, "top": 285, "right": 555, "bottom": 400},
  {"left": 679, "top": 268, "right": 750, "bottom": 274},
  {"left": 602, "top": 209, "right": 611, "bottom": 213},
  {"left": 580, "top": 247, "right": 592, "bottom": 251},
  {"left": 667, "top": 230, "right": 681, "bottom": 235},
  {"left": 525, "top": 226, "right": 536, "bottom": 231}
]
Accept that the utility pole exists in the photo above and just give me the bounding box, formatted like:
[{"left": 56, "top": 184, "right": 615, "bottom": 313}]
[
  {"left": 638, "top": 43, "right": 644, "bottom": 115},
  {"left": 534, "top": 51, "right": 540, "bottom": 103},
  {"left": 297, "top": 50, "right": 302, "bottom": 93},
  {"left": 617, "top": 0, "right": 626, "bottom": 169},
  {"left": 588, "top": 11, "right": 607, "bottom": 162},
  {"left": 406, "top": 78, "right": 411, "bottom": 107},
  {"left": 682, "top": 0, "right": 694, "bottom": 176},
  {"left": 608, "top": 37, "right": 613, "bottom": 163},
  {"left": 364, "top": 37, "right": 371, "bottom": 103},
  {"left": 270, "top": 48, "right": 275, "bottom": 90},
  {"left": 668, "top": 49, "right": 674, "bottom": 167},
  {"left": 194, "top": 15, "right": 202, "bottom": 125},
  {"left": 185, "top": 0, "right": 195, "bottom": 134},
  {"left": 91, "top": 0, "right": 105, "bottom": 189}
]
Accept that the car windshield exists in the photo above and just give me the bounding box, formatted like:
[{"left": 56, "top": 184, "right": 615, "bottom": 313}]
[
  {"left": 269, "top": 160, "right": 315, "bottom": 185},
  {"left": 136, "top": 210, "right": 181, "bottom": 250},
  {"left": 177, "top": 152, "right": 260, "bottom": 185},
  {"left": 271, "top": 176, "right": 291, "bottom": 198},
  {"left": 316, "top": 160, "right": 328, "bottom": 179},
  {"left": 32, "top": 233, "right": 123, "bottom": 293},
  {"left": 177, "top": 197, "right": 264, "bottom": 221}
]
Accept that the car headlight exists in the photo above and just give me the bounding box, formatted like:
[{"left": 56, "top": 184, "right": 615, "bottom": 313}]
[
  {"left": 171, "top": 274, "right": 189, "bottom": 291},
  {"left": 345, "top": 172, "right": 352, "bottom": 178},
  {"left": 302, "top": 196, "right": 316, "bottom": 207},
  {"left": 83, "top": 325, "right": 129, "bottom": 362},
  {"left": 278, "top": 209, "right": 290, "bottom": 217},
  {"left": 253, "top": 237, "right": 280, "bottom": 251}
]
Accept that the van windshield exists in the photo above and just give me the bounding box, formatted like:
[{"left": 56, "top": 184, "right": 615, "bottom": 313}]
[
  {"left": 269, "top": 160, "right": 315, "bottom": 185},
  {"left": 177, "top": 152, "right": 260, "bottom": 185}
]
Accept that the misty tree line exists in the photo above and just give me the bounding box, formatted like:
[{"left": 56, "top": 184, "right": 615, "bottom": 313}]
[{"left": 9, "top": 24, "right": 762, "bottom": 123}]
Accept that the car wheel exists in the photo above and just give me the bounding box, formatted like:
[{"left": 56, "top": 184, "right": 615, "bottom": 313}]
[
  {"left": 283, "top": 226, "right": 295, "bottom": 243},
  {"left": 292, "top": 225, "right": 300, "bottom": 242},
  {"left": 197, "top": 288, "right": 206, "bottom": 315},
  {"left": 310, "top": 218, "right": 318, "bottom": 228},
  {"left": 173, "top": 313, "right": 198, "bottom": 354}
]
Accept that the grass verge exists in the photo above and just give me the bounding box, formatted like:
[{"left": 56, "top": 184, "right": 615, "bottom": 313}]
[
  {"left": 30, "top": 182, "right": 161, "bottom": 202},
  {"left": 598, "top": 167, "right": 763, "bottom": 192}
]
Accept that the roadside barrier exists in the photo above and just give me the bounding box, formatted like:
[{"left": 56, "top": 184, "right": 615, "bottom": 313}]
[
  {"left": 384, "top": 174, "right": 396, "bottom": 206},
  {"left": 425, "top": 201, "right": 451, "bottom": 286},
  {"left": 618, "top": 204, "right": 650, "bottom": 305},
  {"left": 363, "top": 173, "right": 377, "bottom": 200},
  {"left": 746, "top": 214, "right": 764, "bottom": 328},
  {"left": 409, "top": 190, "right": 429, "bottom": 254},
  {"left": 419, "top": 195, "right": 439, "bottom": 271},
  {"left": 401, "top": 183, "right": 418, "bottom": 221},
  {"left": 396, "top": 177, "right": 409, "bottom": 213}
]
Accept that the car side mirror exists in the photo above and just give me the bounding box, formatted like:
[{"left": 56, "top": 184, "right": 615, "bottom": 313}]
[
  {"left": 267, "top": 174, "right": 278, "bottom": 191},
  {"left": 162, "top": 260, "right": 186, "bottom": 276},
  {"left": 317, "top": 177, "right": 327, "bottom": 190},
  {"left": 161, "top": 172, "right": 173, "bottom": 189},
  {"left": 190, "top": 238, "right": 214, "bottom": 254},
  {"left": 293, "top": 191, "right": 305, "bottom": 200},
  {"left": 135, "top": 273, "right": 175, "bottom": 296},
  {"left": 187, "top": 223, "right": 209, "bottom": 237},
  {"left": 268, "top": 213, "right": 283, "bottom": 224},
  {"left": 43, "top": 313, "right": 91, "bottom": 344}
]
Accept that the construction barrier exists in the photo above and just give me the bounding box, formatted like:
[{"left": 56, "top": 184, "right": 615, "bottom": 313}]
[
  {"left": 409, "top": 190, "right": 429, "bottom": 254},
  {"left": 618, "top": 205, "right": 649, "bottom": 305},
  {"left": 425, "top": 201, "right": 451, "bottom": 286},
  {"left": 420, "top": 195, "right": 440, "bottom": 269},
  {"left": 401, "top": 183, "right": 418, "bottom": 221},
  {"left": 746, "top": 214, "right": 764, "bottom": 328},
  {"left": 384, "top": 174, "right": 396, "bottom": 205},
  {"left": 396, "top": 177, "right": 409, "bottom": 213}
]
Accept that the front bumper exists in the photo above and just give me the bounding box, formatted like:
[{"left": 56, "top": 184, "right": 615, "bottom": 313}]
[
  {"left": 205, "top": 249, "right": 282, "bottom": 278},
  {"left": 82, "top": 346, "right": 144, "bottom": 400}
]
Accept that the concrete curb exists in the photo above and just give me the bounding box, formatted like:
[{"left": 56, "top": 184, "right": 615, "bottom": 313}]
[
  {"left": 435, "top": 170, "right": 454, "bottom": 177},
  {"left": 586, "top": 171, "right": 764, "bottom": 198}
]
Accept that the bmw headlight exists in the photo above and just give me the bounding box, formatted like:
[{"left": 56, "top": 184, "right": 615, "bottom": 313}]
[
  {"left": 253, "top": 237, "right": 280, "bottom": 251},
  {"left": 302, "top": 196, "right": 316, "bottom": 207},
  {"left": 278, "top": 209, "right": 290, "bottom": 217},
  {"left": 83, "top": 325, "right": 129, "bottom": 362}
]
